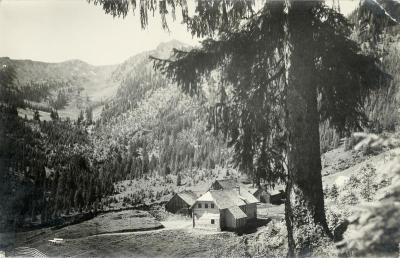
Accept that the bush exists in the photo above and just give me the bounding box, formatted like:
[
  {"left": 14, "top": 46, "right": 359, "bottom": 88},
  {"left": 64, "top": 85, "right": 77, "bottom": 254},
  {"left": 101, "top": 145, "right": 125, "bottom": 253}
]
[
  {"left": 329, "top": 184, "right": 339, "bottom": 201},
  {"left": 339, "top": 191, "right": 359, "bottom": 206},
  {"left": 340, "top": 134, "right": 400, "bottom": 256},
  {"left": 247, "top": 220, "right": 287, "bottom": 257}
]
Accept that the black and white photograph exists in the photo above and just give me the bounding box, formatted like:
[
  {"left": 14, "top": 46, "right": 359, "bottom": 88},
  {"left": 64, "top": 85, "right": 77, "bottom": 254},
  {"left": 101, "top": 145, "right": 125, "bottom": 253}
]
[{"left": 0, "top": 0, "right": 399, "bottom": 257}]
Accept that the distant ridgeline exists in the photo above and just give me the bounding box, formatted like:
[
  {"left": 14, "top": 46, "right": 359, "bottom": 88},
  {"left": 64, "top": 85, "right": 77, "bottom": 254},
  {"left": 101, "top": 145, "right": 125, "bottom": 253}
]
[{"left": 0, "top": 57, "right": 117, "bottom": 118}]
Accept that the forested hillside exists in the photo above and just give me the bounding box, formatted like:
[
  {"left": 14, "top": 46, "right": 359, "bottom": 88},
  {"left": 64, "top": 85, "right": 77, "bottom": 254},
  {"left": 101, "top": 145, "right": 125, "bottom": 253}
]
[
  {"left": 0, "top": 41, "right": 230, "bottom": 232},
  {"left": 0, "top": 105, "right": 114, "bottom": 231},
  {"left": 94, "top": 40, "right": 230, "bottom": 183}
]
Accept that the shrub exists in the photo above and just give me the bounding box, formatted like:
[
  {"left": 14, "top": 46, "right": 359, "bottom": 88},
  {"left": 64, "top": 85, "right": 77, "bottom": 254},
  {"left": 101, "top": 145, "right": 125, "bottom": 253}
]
[
  {"left": 339, "top": 191, "right": 359, "bottom": 206},
  {"left": 329, "top": 184, "right": 339, "bottom": 201},
  {"left": 340, "top": 134, "right": 400, "bottom": 256}
]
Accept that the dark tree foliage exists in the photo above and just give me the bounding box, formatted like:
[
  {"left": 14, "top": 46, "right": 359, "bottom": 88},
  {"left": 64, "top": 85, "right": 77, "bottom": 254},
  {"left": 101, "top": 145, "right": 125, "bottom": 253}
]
[
  {"left": 152, "top": 2, "right": 387, "bottom": 179},
  {"left": 0, "top": 64, "right": 24, "bottom": 108},
  {"left": 150, "top": 5, "right": 388, "bottom": 255},
  {"left": 50, "top": 109, "right": 59, "bottom": 121},
  {"left": 33, "top": 110, "right": 40, "bottom": 121},
  {"left": 49, "top": 89, "right": 68, "bottom": 110},
  {"left": 88, "top": 0, "right": 254, "bottom": 35}
]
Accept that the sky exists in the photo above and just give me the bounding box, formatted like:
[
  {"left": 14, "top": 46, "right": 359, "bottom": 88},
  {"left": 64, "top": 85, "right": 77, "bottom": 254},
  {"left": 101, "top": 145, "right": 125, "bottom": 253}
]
[{"left": 0, "top": 0, "right": 359, "bottom": 66}]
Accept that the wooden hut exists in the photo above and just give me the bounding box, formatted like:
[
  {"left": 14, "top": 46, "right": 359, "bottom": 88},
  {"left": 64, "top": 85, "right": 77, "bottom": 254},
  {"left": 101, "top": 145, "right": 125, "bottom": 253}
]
[
  {"left": 210, "top": 179, "right": 239, "bottom": 191},
  {"left": 250, "top": 185, "right": 285, "bottom": 205},
  {"left": 165, "top": 190, "right": 198, "bottom": 216}
]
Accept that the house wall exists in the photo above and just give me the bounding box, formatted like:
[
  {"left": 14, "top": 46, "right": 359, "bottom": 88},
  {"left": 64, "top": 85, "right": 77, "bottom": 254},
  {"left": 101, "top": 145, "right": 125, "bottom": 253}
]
[
  {"left": 270, "top": 192, "right": 285, "bottom": 205},
  {"left": 192, "top": 201, "right": 220, "bottom": 231},
  {"left": 238, "top": 204, "right": 256, "bottom": 220},
  {"left": 245, "top": 203, "right": 257, "bottom": 220},
  {"left": 220, "top": 209, "right": 226, "bottom": 229},
  {"left": 224, "top": 209, "right": 236, "bottom": 229},
  {"left": 255, "top": 191, "right": 271, "bottom": 203},
  {"left": 225, "top": 209, "right": 247, "bottom": 230}
]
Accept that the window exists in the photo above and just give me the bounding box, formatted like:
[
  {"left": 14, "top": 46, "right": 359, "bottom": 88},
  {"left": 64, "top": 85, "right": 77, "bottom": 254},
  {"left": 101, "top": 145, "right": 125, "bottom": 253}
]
[
  {"left": 205, "top": 203, "right": 208, "bottom": 208},
  {"left": 211, "top": 219, "right": 215, "bottom": 224},
  {"left": 211, "top": 203, "right": 214, "bottom": 208},
  {"left": 198, "top": 203, "right": 202, "bottom": 208}
]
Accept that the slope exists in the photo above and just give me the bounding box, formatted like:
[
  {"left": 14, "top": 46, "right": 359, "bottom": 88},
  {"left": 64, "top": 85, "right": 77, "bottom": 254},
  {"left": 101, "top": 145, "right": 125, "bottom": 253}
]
[
  {"left": 93, "top": 40, "right": 230, "bottom": 190},
  {"left": 0, "top": 57, "right": 119, "bottom": 120}
]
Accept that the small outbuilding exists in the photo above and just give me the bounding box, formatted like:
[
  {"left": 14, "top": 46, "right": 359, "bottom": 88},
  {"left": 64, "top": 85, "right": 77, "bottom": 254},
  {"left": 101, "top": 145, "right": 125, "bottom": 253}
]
[
  {"left": 269, "top": 188, "right": 285, "bottom": 205},
  {"left": 210, "top": 178, "right": 239, "bottom": 191},
  {"left": 165, "top": 190, "right": 198, "bottom": 216},
  {"left": 251, "top": 187, "right": 271, "bottom": 203},
  {"left": 250, "top": 185, "right": 285, "bottom": 205}
]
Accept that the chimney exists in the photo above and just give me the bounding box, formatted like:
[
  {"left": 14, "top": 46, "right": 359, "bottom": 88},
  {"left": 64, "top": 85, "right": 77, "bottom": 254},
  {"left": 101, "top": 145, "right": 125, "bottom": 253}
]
[{"left": 235, "top": 185, "right": 240, "bottom": 194}]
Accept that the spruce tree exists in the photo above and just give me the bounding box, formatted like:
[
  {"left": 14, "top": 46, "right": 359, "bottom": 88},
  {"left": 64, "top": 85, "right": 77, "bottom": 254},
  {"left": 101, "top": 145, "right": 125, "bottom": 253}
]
[
  {"left": 77, "top": 110, "right": 84, "bottom": 125},
  {"left": 176, "top": 173, "right": 182, "bottom": 186},
  {"left": 85, "top": 107, "right": 93, "bottom": 125},
  {"left": 33, "top": 110, "right": 40, "bottom": 121}
]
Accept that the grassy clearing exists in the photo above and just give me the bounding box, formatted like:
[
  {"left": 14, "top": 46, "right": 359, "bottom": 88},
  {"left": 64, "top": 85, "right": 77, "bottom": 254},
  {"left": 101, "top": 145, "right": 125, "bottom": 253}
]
[
  {"left": 19, "top": 229, "right": 248, "bottom": 258},
  {"left": 17, "top": 108, "right": 52, "bottom": 121},
  {"left": 16, "top": 210, "right": 162, "bottom": 246}
]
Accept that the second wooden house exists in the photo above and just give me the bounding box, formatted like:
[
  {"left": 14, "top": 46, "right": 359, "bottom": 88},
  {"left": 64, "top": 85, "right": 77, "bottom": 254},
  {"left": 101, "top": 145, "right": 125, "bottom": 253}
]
[{"left": 165, "top": 190, "right": 198, "bottom": 216}]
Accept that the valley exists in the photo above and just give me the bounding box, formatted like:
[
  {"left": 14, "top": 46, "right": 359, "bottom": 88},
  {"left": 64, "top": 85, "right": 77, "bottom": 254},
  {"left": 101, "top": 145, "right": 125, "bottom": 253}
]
[{"left": 0, "top": 57, "right": 119, "bottom": 121}]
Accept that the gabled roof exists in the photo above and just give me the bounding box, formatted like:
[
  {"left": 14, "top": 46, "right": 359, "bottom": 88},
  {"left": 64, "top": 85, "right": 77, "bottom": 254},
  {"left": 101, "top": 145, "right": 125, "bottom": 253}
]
[
  {"left": 212, "top": 179, "right": 238, "bottom": 189},
  {"left": 194, "top": 188, "right": 259, "bottom": 209},
  {"left": 227, "top": 206, "right": 248, "bottom": 219},
  {"left": 175, "top": 190, "right": 198, "bottom": 206},
  {"left": 248, "top": 188, "right": 258, "bottom": 195},
  {"left": 197, "top": 191, "right": 214, "bottom": 202},
  {"left": 269, "top": 184, "right": 285, "bottom": 196},
  {"left": 238, "top": 189, "right": 259, "bottom": 204},
  {"left": 211, "top": 190, "right": 246, "bottom": 209}
]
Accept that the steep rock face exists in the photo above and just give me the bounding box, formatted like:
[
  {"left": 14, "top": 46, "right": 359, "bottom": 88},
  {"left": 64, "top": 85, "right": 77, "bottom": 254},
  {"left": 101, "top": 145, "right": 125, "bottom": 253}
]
[
  {"left": 349, "top": 0, "right": 400, "bottom": 45},
  {"left": 111, "top": 40, "right": 188, "bottom": 82}
]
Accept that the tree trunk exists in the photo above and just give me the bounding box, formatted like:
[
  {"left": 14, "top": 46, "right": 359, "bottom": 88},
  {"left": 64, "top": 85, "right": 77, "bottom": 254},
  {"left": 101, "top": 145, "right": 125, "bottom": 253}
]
[{"left": 284, "top": 1, "right": 332, "bottom": 256}]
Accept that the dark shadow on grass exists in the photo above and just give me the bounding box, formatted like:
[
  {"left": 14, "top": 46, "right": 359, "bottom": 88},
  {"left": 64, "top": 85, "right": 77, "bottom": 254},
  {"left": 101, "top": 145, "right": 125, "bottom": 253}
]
[{"left": 238, "top": 218, "right": 272, "bottom": 235}]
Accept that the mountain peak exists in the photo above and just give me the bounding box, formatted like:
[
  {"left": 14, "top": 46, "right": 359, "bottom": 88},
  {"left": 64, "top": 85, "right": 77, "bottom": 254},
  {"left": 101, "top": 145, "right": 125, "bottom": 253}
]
[
  {"left": 155, "top": 40, "right": 187, "bottom": 51},
  {"left": 62, "top": 59, "right": 91, "bottom": 66},
  {"left": 152, "top": 40, "right": 190, "bottom": 60}
]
